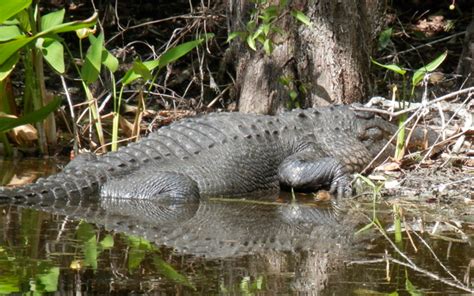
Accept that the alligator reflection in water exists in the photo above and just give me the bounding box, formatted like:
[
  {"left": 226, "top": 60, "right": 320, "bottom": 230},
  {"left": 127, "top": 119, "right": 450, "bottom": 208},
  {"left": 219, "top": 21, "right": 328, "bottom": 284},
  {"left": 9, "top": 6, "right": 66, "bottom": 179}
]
[{"left": 1, "top": 194, "right": 357, "bottom": 294}]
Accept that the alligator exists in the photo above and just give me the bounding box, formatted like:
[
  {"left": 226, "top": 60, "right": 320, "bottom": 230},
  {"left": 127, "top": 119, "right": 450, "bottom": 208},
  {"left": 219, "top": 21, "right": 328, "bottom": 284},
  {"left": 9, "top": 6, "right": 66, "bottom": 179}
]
[{"left": 0, "top": 105, "right": 435, "bottom": 205}]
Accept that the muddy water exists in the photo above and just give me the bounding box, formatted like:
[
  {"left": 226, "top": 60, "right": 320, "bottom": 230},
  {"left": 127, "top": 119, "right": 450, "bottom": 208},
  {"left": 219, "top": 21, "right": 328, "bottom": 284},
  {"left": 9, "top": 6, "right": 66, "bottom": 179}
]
[{"left": 0, "top": 158, "right": 472, "bottom": 295}]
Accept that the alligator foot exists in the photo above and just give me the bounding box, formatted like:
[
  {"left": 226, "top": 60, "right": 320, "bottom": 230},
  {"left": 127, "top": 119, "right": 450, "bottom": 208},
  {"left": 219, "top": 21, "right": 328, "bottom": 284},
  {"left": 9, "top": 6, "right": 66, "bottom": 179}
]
[{"left": 278, "top": 154, "right": 352, "bottom": 199}]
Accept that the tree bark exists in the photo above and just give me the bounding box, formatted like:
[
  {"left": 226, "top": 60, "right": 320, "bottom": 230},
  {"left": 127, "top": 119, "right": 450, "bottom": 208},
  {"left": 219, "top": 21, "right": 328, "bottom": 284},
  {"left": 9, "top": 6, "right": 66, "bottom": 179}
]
[{"left": 227, "top": 0, "right": 385, "bottom": 114}]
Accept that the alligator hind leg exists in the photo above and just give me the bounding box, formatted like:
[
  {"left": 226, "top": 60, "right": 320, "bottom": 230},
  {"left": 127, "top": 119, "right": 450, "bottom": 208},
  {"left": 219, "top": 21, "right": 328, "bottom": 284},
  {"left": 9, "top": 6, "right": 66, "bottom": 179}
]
[
  {"left": 278, "top": 151, "right": 352, "bottom": 199},
  {"left": 101, "top": 171, "right": 200, "bottom": 203}
]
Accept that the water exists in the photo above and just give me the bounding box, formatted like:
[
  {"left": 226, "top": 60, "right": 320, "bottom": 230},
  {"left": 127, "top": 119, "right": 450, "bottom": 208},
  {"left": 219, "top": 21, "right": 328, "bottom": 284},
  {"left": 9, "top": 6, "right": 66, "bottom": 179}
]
[{"left": 0, "top": 158, "right": 472, "bottom": 295}]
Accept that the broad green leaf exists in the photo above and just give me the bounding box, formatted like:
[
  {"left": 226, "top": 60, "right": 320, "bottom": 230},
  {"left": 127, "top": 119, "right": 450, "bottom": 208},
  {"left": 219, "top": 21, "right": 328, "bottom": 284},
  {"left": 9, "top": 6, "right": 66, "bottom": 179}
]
[
  {"left": 246, "top": 35, "right": 256, "bottom": 51},
  {"left": 0, "top": 25, "right": 23, "bottom": 41},
  {"left": 291, "top": 9, "right": 312, "bottom": 26},
  {"left": 127, "top": 248, "right": 147, "bottom": 270},
  {"left": 41, "top": 9, "right": 65, "bottom": 31},
  {"left": 0, "top": 0, "right": 32, "bottom": 24},
  {"left": 46, "top": 12, "right": 97, "bottom": 34},
  {"left": 378, "top": 27, "right": 392, "bottom": 50},
  {"left": 81, "top": 32, "right": 104, "bottom": 84},
  {"left": 131, "top": 60, "right": 152, "bottom": 81},
  {"left": 122, "top": 37, "right": 209, "bottom": 85},
  {"left": 125, "top": 235, "right": 154, "bottom": 270},
  {"left": 263, "top": 38, "right": 272, "bottom": 55},
  {"left": 0, "top": 96, "right": 61, "bottom": 133},
  {"left": 153, "top": 256, "right": 196, "bottom": 290},
  {"left": 262, "top": 23, "right": 270, "bottom": 36},
  {"left": 41, "top": 38, "right": 65, "bottom": 73},
  {"left": 371, "top": 58, "right": 406, "bottom": 75},
  {"left": 158, "top": 37, "right": 208, "bottom": 68},
  {"left": 226, "top": 31, "right": 246, "bottom": 43},
  {"left": 76, "top": 222, "right": 98, "bottom": 270},
  {"left": 126, "top": 235, "right": 153, "bottom": 249},
  {"left": 99, "top": 234, "right": 114, "bottom": 249},
  {"left": 15, "top": 9, "right": 31, "bottom": 32},
  {"left": 35, "top": 267, "right": 59, "bottom": 292},
  {"left": 289, "top": 90, "right": 298, "bottom": 100},
  {"left": 0, "top": 13, "right": 97, "bottom": 66},
  {"left": 101, "top": 48, "right": 118, "bottom": 72},
  {"left": 0, "top": 36, "right": 34, "bottom": 65},
  {"left": 252, "top": 25, "right": 265, "bottom": 40},
  {"left": 412, "top": 51, "right": 447, "bottom": 86},
  {"left": 121, "top": 59, "right": 159, "bottom": 85},
  {"left": 0, "top": 276, "right": 20, "bottom": 293},
  {"left": 0, "top": 53, "right": 19, "bottom": 81}
]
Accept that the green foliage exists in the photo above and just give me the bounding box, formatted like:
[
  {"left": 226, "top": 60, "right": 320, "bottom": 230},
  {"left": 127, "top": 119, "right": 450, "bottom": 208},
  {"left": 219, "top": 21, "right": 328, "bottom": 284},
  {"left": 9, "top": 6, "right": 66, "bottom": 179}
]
[
  {"left": 279, "top": 75, "right": 304, "bottom": 109},
  {"left": 81, "top": 32, "right": 106, "bottom": 83},
  {"left": 0, "top": 97, "right": 61, "bottom": 133},
  {"left": 0, "top": 1, "right": 98, "bottom": 156},
  {"left": 371, "top": 51, "right": 447, "bottom": 159},
  {"left": 239, "top": 275, "right": 265, "bottom": 296},
  {"left": 354, "top": 174, "right": 384, "bottom": 235},
  {"left": 411, "top": 51, "right": 447, "bottom": 91},
  {"left": 0, "top": 0, "right": 31, "bottom": 24},
  {"left": 378, "top": 27, "right": 393, "bottom": 50},
  {"left": 153, "top": 256, "right": 196, "bottom": 290},
  {"left": 110, "top": 35, "right": 212, "bottom": 151},
  {"left": 227, "top": 1, "right": 311, "bottom": 55}
]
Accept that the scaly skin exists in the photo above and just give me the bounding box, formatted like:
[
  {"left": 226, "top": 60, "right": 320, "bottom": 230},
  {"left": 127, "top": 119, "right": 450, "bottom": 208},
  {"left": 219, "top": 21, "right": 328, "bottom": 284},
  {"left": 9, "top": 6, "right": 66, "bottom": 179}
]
[{"left": 0, "top": 105, "right": 436, "bottom": 203}]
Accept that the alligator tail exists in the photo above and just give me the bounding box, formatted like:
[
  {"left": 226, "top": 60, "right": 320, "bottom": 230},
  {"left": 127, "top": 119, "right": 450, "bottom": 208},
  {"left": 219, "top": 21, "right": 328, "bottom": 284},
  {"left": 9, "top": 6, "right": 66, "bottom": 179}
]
[{"left": 0, "top": 165, "right": 110, "bottom": 203}]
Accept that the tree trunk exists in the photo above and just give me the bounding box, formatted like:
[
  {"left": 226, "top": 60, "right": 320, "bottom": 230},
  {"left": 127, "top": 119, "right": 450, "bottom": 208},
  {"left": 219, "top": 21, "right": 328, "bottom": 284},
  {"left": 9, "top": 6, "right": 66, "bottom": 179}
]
[{"left": 227, "top": 0, "right": 385, "bottom": 114}]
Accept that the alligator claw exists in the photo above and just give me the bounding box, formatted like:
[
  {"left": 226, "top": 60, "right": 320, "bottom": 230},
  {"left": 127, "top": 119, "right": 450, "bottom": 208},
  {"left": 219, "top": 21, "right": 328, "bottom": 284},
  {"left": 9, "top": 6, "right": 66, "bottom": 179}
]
[{"left": 329, "top": 175, "right": 352, "bottom": 199}]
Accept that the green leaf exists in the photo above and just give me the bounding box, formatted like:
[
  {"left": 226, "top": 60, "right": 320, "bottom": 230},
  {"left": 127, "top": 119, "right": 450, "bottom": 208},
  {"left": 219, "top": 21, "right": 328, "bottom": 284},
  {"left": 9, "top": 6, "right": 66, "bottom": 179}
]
[
  {"left": 128, "top": 247, "right": 146, "bottom": 270},
  {"left": 0, "top": 0, "right": 32, "bottom": 24},
  {"left": 76, "top": 222, "right": 98, "bottom": 270},
  {"left": 0, "top": 52, "right": 19, "bottom": 81},
  {"left": 40, "top": 9, "right": 65, "bottom": 31},
  {"left": 158, "top": 37, "right": 209, "bottom": 68},
  {"left": 289, "top": 90, "right": 298, "bottom": 100},
  {"left": 263, "top": 38, "right": 272, "bottom": 55},
  {"left": 378, "top": 27, "right": 392, "bottom": 50},
  {"left": 252, "top": 25, "right": 265, "bottom": 40},
  {"left": 0, "top": 275, "right": 20, "bottom": 293},
  {"left": 81, "top": 32, "right": 104, "bottom": 84},
  {"left": 125, "top": 235, "right": 154, "bottom": 270},
  {"left": 0, "top": 36, "right": 34, "bottom": 65},
  {"left": 121, "top": 36, "right": 209, "bottom": 85},
  {"left": 405, "top": 278, "right": 422, "bottom": 296},
  {"left": 45, "top": 12, "right": 97, "bottom": 34},
  {"left": 0, "top": 96, "right": 61, "bottom": 133},
  {"left": 131, "top": 60, "right": 152, "bottom": 81},
  {"left": 226, "top": 31, "right": 246, "bottom": 43},
  {"left": 0, "top": 13, "right": 97, "bottom": 66},
  {"left": 35, "top": 267, "right": 59, "bottom": 292},
  {"left": 355, "top": 222, "right": 375, "bottom": 235},
  {"left": 0, "top": 25, "right": 23, "bottom": 41},
  {"left": 101, "top": 48, "right": 118, "bottom": 72},
  {"left": 121, "top": 59, "right": 159, "bottom": 85},
  {"left": 99, "top": 234, "right": 114, "bottom": 249},
  {"left": 153, "top": 256, "right": 196, "bottom": 290},
  {"left": 246, "top": 35, "right": 256, "bottom": 51},
  {"left": 371, "top": 58, "right": 406, "bottom": 75},
  {"left": 412, "top": 51, "right": 447, "bottom": 86},
  {"left": 41, "top": 38, "right": 65, "bottom": 73},
  {"left": 291, "top": 9, "right": 312, "bottom": 26}
]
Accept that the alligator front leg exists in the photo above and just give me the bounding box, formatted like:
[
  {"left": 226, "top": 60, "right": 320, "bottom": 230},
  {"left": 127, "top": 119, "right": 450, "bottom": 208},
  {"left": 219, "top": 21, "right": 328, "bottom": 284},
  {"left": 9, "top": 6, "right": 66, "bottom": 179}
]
[
  {"left": 278, "top": 151, "right": 352, "bottom": 198},
  {"left": 101, "top": 171, "right": 200, "bottom": 203}
]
